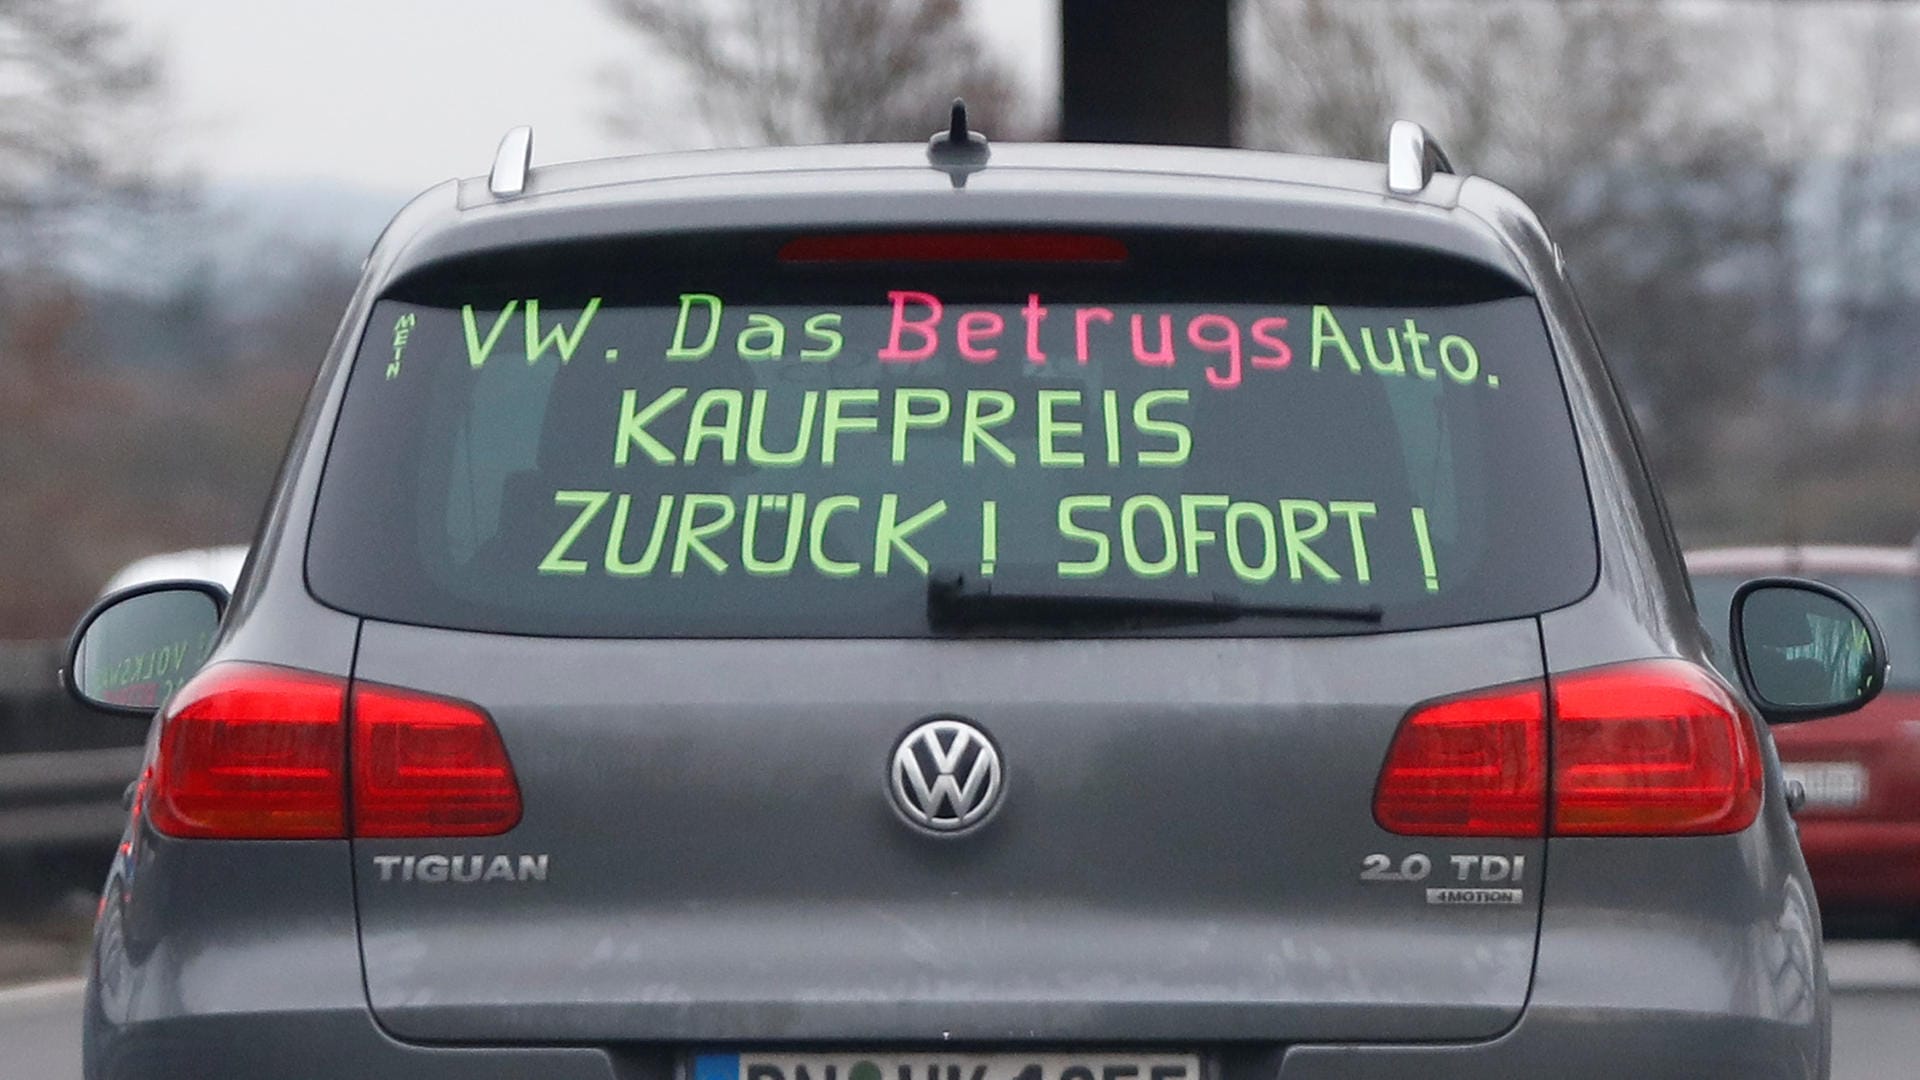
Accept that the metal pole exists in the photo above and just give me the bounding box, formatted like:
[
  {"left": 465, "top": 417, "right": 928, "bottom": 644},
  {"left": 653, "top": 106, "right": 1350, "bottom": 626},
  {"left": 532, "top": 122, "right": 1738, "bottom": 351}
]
[{"left": 1060, "top": 0, "right": 1234, "bottom": 146}]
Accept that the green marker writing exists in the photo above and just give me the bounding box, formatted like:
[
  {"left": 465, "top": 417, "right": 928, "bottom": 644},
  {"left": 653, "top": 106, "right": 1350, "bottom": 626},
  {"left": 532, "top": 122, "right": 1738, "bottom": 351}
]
[
  {"left": 387, "top": 312, "right": 417, "bottom": 380},
  {"left": 981, "top": 499, "right": 998, "bottom": 577},
  {"left": 1410, "top": 506, "right": 1439, "bottom": 592}
]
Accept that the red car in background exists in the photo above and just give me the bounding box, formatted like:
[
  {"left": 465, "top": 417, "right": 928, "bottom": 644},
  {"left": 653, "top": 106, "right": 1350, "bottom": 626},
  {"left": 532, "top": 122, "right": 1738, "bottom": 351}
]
[{"left": 1690, "top": 545, "right": 1920, "bottom": 938}]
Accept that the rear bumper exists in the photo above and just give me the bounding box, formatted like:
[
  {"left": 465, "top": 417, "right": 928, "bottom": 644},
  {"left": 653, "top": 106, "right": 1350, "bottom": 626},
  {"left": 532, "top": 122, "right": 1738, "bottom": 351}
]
[
  {"left": 86, "top": 1011, "right": 1821, "bottom": 1080},
  {"left": 87, "top": 826, "right": 1826, "bottom": 1080},
  {"left": 1278, "top": 1007, "right": 1820, "bottom": 1079},
  {"left": 90, "top": 933, "right": 1827, "bottom": 1080},
  {"left": 85, "top": 1003, "right": 623, "bottom": 1080}
]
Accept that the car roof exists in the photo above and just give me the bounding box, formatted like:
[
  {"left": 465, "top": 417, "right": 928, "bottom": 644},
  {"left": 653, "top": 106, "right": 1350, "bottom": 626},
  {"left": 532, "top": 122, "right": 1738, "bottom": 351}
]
[
  {"left": 363, "top": 140, "right": 1540, "bottom": 292},
  {"left": 1685, "top": 544, "right": 1920, "bottom": 577},
  {"left": 467, "top": 141, "right": 1412, "bottom": 205}
]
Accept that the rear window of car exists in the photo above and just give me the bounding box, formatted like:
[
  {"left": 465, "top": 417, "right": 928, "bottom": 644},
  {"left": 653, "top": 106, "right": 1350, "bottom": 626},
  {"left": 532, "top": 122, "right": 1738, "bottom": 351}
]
[
  {"left": 1693, "top": 569, "right": 1919, "bottom": 689},
  {"left": 307, "top": 230, "right": 1597, "bottom": 637}
]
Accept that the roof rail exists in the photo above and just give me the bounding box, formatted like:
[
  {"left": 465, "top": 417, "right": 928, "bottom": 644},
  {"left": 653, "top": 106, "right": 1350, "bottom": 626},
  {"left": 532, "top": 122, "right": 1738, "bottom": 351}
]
[
  {"left": 1386, "top": 119, "right": 1452, "bottom": 196},
  {"left": 489, "top": 126, "right": 534, "bottom": 199}
]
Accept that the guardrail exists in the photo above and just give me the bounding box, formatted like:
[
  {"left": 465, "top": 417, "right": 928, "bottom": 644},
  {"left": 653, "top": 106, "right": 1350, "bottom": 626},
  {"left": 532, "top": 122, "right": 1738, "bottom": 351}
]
[
  {"left": 1, "top": 641, "right": 66, "bottom": 753},
  {"left": 0, "top": 641, "right": 146, "bottom": 850}
]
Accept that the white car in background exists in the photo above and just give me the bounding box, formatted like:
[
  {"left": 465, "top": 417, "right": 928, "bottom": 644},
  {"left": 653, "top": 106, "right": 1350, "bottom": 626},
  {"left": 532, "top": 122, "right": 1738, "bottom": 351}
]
[{"left": 101, "top": 545, "right": 247, "bottom": 595}]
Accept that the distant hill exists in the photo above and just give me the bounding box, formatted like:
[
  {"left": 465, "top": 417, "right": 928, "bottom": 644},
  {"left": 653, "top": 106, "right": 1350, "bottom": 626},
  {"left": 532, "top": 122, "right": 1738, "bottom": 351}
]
[{"left": 58, "top": 178, "right": 409, "bottom": 311}]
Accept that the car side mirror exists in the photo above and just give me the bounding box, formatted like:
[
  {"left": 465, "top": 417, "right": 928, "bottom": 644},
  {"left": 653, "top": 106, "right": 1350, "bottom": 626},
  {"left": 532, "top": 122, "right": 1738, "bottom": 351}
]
[
  {"left": 1729, "top": 576, "right": 1888, "bottom": 724},
  {"left": 64, "top": 580, "right": 229, "bottom": 716}
]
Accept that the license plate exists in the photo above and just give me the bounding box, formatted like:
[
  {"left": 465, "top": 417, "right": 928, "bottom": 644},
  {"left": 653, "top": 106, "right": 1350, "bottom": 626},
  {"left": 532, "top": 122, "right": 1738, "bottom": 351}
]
[
  {"left": 1783, "top": 762, "right": 1868, "bottom": 809},
  {"left": 694, "top": 1053, "right": 1203, "bottom": 1080}
]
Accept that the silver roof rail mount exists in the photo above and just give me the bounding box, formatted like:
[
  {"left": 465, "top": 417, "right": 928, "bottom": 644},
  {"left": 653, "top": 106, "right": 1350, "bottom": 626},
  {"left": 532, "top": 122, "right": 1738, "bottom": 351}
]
[
  {"left": 1386, "top": 119, "right": 1453, "bottom": 196},
  {"left": 489, "top": 126, "right": 534, "bottom": 199}
]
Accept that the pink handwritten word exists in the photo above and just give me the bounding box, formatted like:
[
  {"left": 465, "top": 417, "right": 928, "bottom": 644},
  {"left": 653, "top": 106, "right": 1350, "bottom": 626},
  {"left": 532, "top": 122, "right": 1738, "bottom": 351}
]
[{"left": 879, "top": 290, "right": 1292, "bottom": 389}]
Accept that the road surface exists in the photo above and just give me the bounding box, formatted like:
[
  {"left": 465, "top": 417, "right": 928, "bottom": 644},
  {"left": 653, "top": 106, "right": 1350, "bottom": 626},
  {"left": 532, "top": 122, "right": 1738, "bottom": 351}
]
[
  {"left": 4, "top": 944, "right": 1918, "bottom": 1077},
  {"left": 0, "top": 978, "right": 84, "bottom": 1079}
]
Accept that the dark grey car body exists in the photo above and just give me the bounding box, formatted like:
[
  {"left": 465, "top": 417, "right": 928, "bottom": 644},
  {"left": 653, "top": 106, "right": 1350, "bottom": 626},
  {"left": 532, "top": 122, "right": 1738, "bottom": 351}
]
[{"left": 82, "top": 142, "right": 1825, "bottom": 1078}]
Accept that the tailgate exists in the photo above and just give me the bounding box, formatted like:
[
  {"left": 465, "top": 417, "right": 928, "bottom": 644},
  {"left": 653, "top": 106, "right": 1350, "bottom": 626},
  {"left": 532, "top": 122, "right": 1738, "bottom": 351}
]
[{"left": 350, "top": 617, "right": 1547, "bottom": 1043}]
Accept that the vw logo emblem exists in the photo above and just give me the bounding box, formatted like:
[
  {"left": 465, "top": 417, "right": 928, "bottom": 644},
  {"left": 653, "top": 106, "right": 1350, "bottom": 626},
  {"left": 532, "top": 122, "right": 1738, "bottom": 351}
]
[{"left": 890, "top": 718, "right": 1003, "bottom": 834}]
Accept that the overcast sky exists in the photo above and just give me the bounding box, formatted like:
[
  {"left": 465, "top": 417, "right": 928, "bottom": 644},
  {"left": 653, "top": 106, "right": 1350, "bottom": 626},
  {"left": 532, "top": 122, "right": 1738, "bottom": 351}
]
[{"left": 114, "top": 0, "right": 1058, "bottom": 197}]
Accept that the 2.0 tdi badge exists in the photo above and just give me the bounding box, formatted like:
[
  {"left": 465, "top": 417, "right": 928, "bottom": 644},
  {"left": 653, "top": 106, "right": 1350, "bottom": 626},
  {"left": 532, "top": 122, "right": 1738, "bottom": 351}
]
[{"left": 890, "top": 717, "right": 1003, "bottom": 834}]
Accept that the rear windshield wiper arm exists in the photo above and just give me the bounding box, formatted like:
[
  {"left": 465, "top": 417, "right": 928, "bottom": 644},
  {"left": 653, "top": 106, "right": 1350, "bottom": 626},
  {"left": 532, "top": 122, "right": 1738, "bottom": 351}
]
[{"left": 926, "top": 574, "right": 1384, "bottom": 632}]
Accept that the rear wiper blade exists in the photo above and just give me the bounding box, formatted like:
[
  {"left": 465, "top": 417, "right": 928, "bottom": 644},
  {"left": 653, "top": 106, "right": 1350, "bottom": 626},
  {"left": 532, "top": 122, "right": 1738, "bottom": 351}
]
[{"left": 926, "top": 574, "right": 1384, "bottom": 632}]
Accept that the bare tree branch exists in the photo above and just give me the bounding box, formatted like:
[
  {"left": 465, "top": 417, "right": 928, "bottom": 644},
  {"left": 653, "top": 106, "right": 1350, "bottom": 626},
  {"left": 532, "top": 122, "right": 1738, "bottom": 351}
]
[
  {"left": 1237, "top": 0, "right": 1793, "bottom": 486},
  {"left": 0, "top": 0, "right": 161, "bottom": 216}
]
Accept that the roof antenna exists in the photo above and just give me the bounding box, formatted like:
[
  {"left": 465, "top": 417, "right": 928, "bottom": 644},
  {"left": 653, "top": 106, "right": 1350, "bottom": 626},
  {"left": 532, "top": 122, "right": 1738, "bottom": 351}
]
[
  {"left": 927, "top": 97, "right": 989, "bottom": 187},
  {"left": 948, "top": 100, "right": 971, "bottom": 144}
]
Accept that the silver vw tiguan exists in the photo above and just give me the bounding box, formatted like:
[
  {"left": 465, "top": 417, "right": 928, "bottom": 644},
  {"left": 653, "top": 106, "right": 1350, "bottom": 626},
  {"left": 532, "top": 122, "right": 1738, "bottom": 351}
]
[{"left": 64, "top": 113, "right": 1888, "bottom": 1079}]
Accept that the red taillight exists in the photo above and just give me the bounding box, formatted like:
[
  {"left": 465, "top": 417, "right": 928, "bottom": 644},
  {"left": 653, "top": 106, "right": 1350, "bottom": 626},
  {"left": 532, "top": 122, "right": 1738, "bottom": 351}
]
[
  {"left": 1375, "top": 660, "right": 1764, "bottom": 839},
  {"left": 779, "top": 232, "right": 1128, "bottom": 263},
  {"left": 1551, "top": 659, "right": 1762, "bottom": 836},
  {"left": 148, "top": 663, "right": 347, "bottom": 839},
  {"left": 352, "top": 682, "right": 521, "bottom": 837},
  {"left": 1374, "top": 682, "right": 1547, "bottom": 837},
  {"left": 146, "top": 662, "right": 520, "bottom": 840}
]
